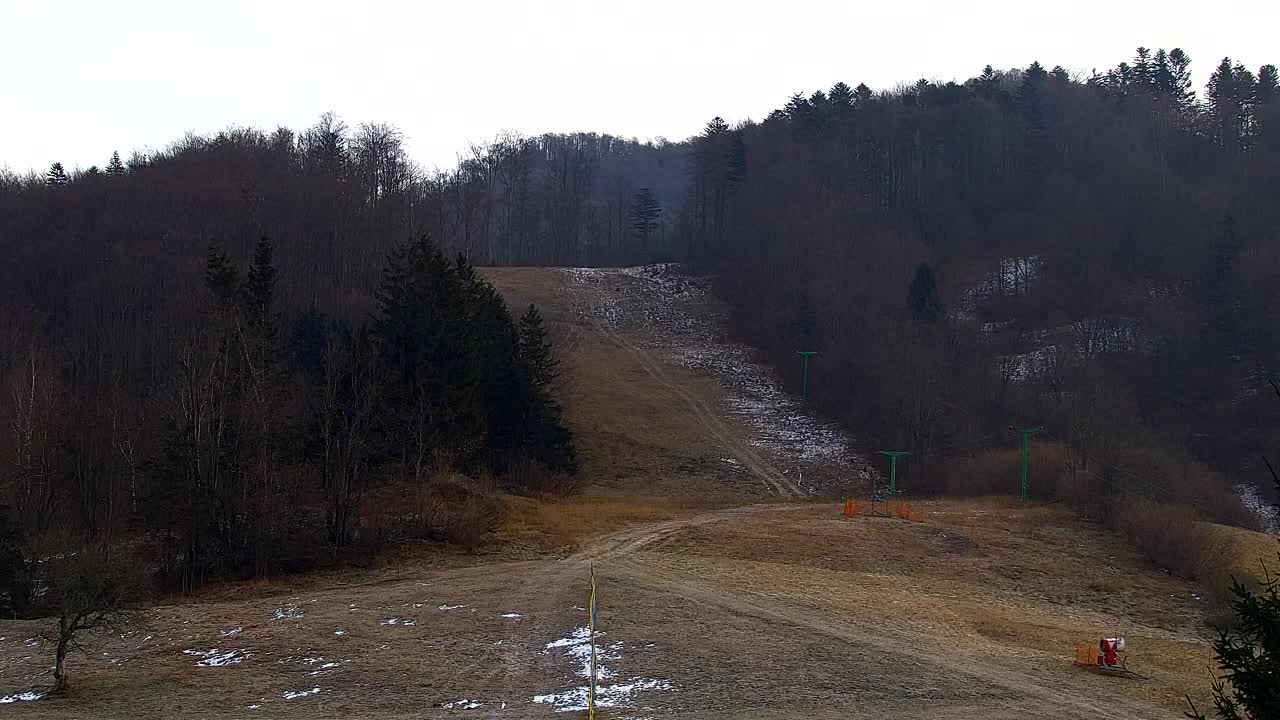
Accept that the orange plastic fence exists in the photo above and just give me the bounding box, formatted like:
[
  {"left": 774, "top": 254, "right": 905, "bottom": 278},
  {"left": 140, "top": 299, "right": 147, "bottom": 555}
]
[
  {"left": 841, "top": 500, "right": 863, "bottom": 517},
  {"left": 1073, "top": 642, "right": 1098, "bottom": 667},
  {"left": 893, "top": 502, "right": 924, "bottom": 522}
]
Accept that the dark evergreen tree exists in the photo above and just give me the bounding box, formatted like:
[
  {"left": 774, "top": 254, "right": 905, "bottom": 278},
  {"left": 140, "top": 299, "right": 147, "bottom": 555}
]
[
  {"left": 726, "top": 131, "right": 746, "bottom": 188},
  {"left": 1168, "top": 49, "right": 1196, "bottom": 111},
  {"left": 240, "top": 237, "right": 277, "bottom": 326},
  {"left": 627, "top": 188, "right": 661, "bottom": 248},
  {"left": 809, "top": 89, "right": 830, "bottom": 115},
  {"left": 1186, "top": 382, "right": 1280, "bottom": 720},
  {"left": 204, "top": 244, "right": 240, "bottom": 302},
  {"left": 45, "top": 162, "right": 68, "bottom": 188},
  {"left": 1258, "top": 65, "right": 1279, "bottom": 105},
  {"left": 105, "top": 151, "right": 126, "bottom": 177},
  {"left": 853, "top": 83, "right": 873, "bottom": 106},
  {"left": 517, "top": 304, "right": 557, "bottom": 389},
  {"left": 1133, "top": 47, "right": 1155, "bottom": 91},
  {"left": 1017, "top": 63, "right": 1049, "bottom": 177},
  {"left": 1208, "top": 58, "right": 1255, "bottom": 149},
  {"left": 829, "top": 81, "right": 854, "bottom": 109},
  {"left": 908, "top": 262, "right": 941, "bottom": 322},
  {"left": 784, "top": 93, "right": 812, "bottom": 125},
  {"left": 977, "top": 65, "right": 1002, "bottom": 99},
  {"left": 516, "top": 304, "right": 576, "bottom": 474},
  {"left": 371, "top": 237, "right": 518, "bottom": 473}
]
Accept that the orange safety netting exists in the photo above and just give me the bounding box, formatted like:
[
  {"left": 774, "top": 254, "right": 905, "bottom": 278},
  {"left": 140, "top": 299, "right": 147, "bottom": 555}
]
[
  {"left": 1073, "top": 642, "right": 1098, "bottom": 667},
  {"left": 894, "top": 502, "right": 924, "bottom": 522}
]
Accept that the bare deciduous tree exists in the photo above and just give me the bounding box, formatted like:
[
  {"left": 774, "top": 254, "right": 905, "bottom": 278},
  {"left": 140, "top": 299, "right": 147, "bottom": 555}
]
[{"left": 42, "top": 548, "right": 146, "bottom": 693}]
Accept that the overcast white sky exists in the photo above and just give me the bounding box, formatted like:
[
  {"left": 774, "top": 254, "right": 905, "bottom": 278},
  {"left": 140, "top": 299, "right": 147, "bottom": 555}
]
[{"left": 2, "top": 0, "right": 1275, "bottom": 174}]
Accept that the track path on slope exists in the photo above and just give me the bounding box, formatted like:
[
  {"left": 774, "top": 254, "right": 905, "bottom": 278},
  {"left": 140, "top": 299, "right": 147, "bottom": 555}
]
[{"left": 579, "top": 282, "right": 803, "bottom": 497}]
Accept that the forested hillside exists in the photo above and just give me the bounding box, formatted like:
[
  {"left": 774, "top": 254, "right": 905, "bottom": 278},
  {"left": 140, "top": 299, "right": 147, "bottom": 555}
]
[
  {"left": 2, "top": 45, "right": 1278, "bottom": 614},
  {"left": 676, "top": 49, "right": 1280, "bottom": 517},
  {"left": 0, "top": 134, "right": 590, "bottom": 609}
]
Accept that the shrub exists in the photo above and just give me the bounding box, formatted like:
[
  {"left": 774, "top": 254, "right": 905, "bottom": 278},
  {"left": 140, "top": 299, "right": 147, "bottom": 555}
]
[
  {"left": 1121, "top": 501, "right": 1239, "bottom": 591},
  {"left": 504, "top": 458, "right": 589, "bottom": 497},
  {"left": 941, "top": 443, "right": 1070, "bottom": 499}
]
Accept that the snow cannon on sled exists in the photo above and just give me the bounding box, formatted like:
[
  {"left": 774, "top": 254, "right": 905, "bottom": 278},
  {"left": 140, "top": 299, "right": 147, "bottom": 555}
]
[{"left": 1072, "top": 637, "right": 1144, "bottom": 678}]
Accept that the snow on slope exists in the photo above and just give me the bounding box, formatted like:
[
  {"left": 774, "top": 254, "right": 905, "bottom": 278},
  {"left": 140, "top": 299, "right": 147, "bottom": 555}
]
[{"left": 563, "top": 264, "right": 874, "bottom": 493}]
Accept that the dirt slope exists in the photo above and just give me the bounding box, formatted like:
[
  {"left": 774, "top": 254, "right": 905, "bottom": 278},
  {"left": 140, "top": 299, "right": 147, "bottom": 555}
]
[{"left": 0, "top": 265, "right": 1261, "bottom": 719}]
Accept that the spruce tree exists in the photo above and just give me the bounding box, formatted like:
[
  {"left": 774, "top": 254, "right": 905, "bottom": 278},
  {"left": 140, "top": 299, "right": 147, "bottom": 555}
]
[
  {"left": 1186, "top": 383, "right": 1280, "bottom": 720},
  {"left": 853, "top": 83, "right": 873, "bottom": 106},
  {"left": 105, "top": 151, "right": 126, "bottom": 177},
  {"left": 1257, "top": 65, "right": 1278, "bottom": 105},
  {"left": 908, "top": 262, "right": 942, "bottom": 322},
  {"left": 372, "top": 236, "right": 487, "bottom": 472},
  {"left": 627, "top": 188, "right": 661, "bottom": 248},
  {"left": 1133, "top": 47, "right": 1155, "bottom": 91},
  {"left": 204, "top": 244, "right": 240, "bottom": 301},
  {"left": 977, "top": 65, "right": 1001, "bottom": 99},
  {"left": 703, "top": 116, "right": 730, "bottom": 138},
  {"left": 726, "top": 130, "right": 747, "bottom": 188},
  {"left": 516, "top": 304, "right": 576, "bottom": 474},
  {"left": 1168, "top": 49, "right": 1196, "bottom": 112},
  {"left": 45, "top": 162, "right": 68, "bottom": 188},
  {"left": 1209, "top": 58, "right": 1249, "bottom": 148},
  {"left": 1152, "top": 49, "right": 1173, "bottom": 97},
  {"left": 829, "top": 81, "right": 854, "bottom": 109},
  {"left": 518, "top": 304, "right": 557, "bottom": 390},
  {"left": 240, "top": 237, "right": 277, "bottom": 326},
  {"left": 784, "top": 94, "right": 812, "bottom": 125}
]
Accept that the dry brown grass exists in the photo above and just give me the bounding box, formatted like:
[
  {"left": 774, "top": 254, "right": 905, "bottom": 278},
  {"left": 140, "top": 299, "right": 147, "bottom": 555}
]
[
  {"left": 500, "top": 495, "right": 679, "bottom": 548},
  {"left": 1121, "top": 502, "right": 1240, "bottom": 591},
  {"left": 940, "top": 444, "right": 1071, "bottom": 497},
  {"left": 482, "top": 266, "right": 769, "bottom": 504},
  {"left": 632, "top": 499, "right": 1223, "bottom": 715}
]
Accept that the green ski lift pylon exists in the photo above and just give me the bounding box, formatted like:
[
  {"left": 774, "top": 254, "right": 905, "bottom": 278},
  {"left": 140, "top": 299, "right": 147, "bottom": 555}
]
[
  {"left": 1010, "top": 425, "right": 1043, "bottom": 499},
  {"left": 877, "top": 450, "right": 910, "bottom": 494},
  {"left": 797, "top": 351, "right": 817, "bottom": 400}
]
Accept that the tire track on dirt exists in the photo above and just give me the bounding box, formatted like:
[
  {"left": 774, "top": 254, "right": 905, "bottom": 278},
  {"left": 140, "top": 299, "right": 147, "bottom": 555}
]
[{"left": 603, "top": 552, "right": 1167, "bottom": 719}]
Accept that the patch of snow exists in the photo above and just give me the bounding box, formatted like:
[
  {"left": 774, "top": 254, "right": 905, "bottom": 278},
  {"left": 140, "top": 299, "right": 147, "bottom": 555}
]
[
  {"left": 998, "top": 345, "right": 1057, "bottom": 384},
  {"left": 283, "top": 687, "right": 321, "bottom": 700},
  {"left": 544, "top": 626, "right": 620, "bottom": 680},
  {"left": 272, "top": 606, "right": 303, "bottom": 621},
  {"left": 247, "top": 704, "right": 261, "bottom": 709},
  {"left": 381, "top": 617, "right": 416, "bottom": 626},
  {"left": 219, "top": 626, "right": 243, "bottom": 638},
  {"left": 443, "top": 699, "right": 484, "bottom": 709},
  {"left": 184, "top": 648, "right": 250, "bottom": 667},
  {"left": 438, "top": 604, "right": 467, "bottom": 611},
  {"left": 533, "top": 680, "right": 674, "bottom": 713},
  {"left": 562, "top": 265, "right": 874, "bottom": 493},
  {"left": 0, "top": 691, "right": 44, "bottom": 704},
  {"left": 1237, "top": 482, "right": 1279, "bottom": 534},
  {"left": 535, "top": 627, "right": 673, "bottom": 713},
  {"left": 334, "top": 629, "right": 346, "bottom": 636},
  {"left": 500, "top": 613, "right": 523, "bottom": 618},
  {"left": 307, "top": 662, "right": 340, "bottom": 676}
]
